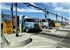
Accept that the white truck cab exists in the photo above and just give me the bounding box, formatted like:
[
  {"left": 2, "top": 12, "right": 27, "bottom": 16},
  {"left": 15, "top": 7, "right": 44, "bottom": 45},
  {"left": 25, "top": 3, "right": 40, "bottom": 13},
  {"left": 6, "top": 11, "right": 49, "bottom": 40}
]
[{"left": 41, "top": 19, "right": 48, "bottom": 29}]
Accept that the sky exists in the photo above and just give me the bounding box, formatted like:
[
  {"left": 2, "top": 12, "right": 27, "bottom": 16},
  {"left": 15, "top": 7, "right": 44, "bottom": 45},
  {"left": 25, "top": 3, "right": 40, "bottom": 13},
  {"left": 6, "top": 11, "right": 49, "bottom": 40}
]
[{"left": 1, "top": 2, "right": 70, "bottom": 23}]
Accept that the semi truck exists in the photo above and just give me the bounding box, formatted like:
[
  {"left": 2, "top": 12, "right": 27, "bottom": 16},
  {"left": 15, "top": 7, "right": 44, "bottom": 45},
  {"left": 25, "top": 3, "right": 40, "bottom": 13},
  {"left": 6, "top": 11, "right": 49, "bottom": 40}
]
[
  {"left": 41, "top": 19, "right": 48, "bottom": 29},
  {"left": 19, "top": 15, "right": 40, "bottom": 32},
  {"left": 40, "top": 18, "right": 55, "bottom": 29}
]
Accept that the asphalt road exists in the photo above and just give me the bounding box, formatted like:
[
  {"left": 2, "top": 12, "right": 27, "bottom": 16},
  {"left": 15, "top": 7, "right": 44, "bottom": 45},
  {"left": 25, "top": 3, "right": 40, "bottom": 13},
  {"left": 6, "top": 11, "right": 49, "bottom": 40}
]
[
  {"left": 57, "top": 33, "right": 70, "bottom": 48},
  {"left": 26, "top": 29, "right": 70, "bottom": 48}
]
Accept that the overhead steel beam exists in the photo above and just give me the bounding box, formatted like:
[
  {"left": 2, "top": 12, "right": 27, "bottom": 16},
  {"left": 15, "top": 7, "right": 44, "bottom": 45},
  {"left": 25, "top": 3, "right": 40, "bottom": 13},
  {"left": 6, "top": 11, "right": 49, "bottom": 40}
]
[{"left": 23, "top": 3, "right": 69, "bottom": 22}]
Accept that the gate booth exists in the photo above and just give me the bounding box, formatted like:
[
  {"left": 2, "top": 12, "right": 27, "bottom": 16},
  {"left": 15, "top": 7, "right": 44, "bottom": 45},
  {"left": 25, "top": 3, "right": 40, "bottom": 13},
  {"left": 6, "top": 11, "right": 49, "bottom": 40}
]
[
  {"left": 2, "top": 14, "right": 13, "bottom": 34},
  {"left": 3, "top": 21, "right": 13, "bottom": 34}
]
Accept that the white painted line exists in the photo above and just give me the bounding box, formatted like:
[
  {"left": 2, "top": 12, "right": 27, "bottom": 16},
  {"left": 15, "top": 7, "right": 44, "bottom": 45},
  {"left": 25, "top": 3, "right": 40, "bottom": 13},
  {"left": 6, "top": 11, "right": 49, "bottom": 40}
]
[{"left": 53, "top": 32, "right": 68, "bottom": 48}]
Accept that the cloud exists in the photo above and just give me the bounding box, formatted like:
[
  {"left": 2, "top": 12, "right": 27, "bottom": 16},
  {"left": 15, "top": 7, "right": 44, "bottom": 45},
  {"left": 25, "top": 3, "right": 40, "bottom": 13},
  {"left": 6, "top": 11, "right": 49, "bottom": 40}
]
[
  {"left": 52, "top": 2, "right": 70, "bottom": 13},
  {"left": 29, "top": 2, "right": 37, "bottom": 6},
  {"left": 53, "top": 7, "right": 70, "bottom": 13},
  {"left": 43, "top": 2, "right": 70, "bottom": 13},
  {"left": 1, "top": 3, "right": 10, "bottom": 10},
  {"left": 43, "top": 2, "right": 51, "bottom": 7},
  {"left": 1, "top": 3, "right": 43, "bottom": 13}
]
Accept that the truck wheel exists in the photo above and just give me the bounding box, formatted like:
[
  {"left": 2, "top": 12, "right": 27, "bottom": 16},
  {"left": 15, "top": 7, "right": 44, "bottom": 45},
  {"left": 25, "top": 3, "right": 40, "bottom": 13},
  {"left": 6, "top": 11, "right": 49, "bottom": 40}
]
[
  {"left": 26, "top": 28, "right": 29, "bottom": 33},
  {"left": 44, "top": 26, "right": 47, "bottom": 29}
]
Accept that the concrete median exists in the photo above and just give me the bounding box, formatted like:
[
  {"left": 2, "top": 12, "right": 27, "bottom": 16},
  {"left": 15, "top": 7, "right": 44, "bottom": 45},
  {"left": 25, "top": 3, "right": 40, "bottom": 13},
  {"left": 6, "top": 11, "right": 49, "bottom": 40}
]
[{"left": 3, "top": 33, "right": 32, "bottom": 47}]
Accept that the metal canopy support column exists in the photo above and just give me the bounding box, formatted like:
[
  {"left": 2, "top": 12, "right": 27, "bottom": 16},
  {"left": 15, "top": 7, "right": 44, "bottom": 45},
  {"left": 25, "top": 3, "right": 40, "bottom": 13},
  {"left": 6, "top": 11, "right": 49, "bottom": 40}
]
[
  {"left": 14, "top": 3, "right": 19, "bottom": 37},
  {"left": 10, "top": 3, "right": 13, "bottom": 28},
  {"left": 56, "top": 13, "right": 58, "bottom": 22},
  {"left": 65, "top": 18, "right": 66, "bottom": 22},
  {"left": 66, "top": 19, "right": 68, "bottom": 23},
  {"left": 45, "top": 8, "right": 47, "bottom": 20},
  {"left": 62, "top": 17, "right": 63, "bottom": 22},
  {"left": 45, "top": 8, "right": 49, "bottom": 28},
  {"left": 1, "top": 12, "right": 4, "bottom": 22}
]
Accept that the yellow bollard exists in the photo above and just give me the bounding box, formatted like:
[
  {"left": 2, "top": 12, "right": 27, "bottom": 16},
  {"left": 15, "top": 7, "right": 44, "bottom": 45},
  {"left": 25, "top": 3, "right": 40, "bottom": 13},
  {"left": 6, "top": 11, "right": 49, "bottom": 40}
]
[
  {"left": 39, "top": 23, "right": 42, "bottom": 30},
  {"left": 39, "top": 26, "right": 42, "bottom": 29},
  {"left": 19, "top": 24, "right": 22, "bottom": 33}
]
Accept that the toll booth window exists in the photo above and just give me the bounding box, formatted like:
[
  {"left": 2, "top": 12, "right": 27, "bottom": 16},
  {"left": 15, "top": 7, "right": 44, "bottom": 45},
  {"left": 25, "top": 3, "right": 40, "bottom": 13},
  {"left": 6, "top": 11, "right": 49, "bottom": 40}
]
[
  {"left": 26, "top": 19, "right": 36, "bottom": 22},
  {"left": 3, "top": 14, "right": 10, "bottom": 21}
]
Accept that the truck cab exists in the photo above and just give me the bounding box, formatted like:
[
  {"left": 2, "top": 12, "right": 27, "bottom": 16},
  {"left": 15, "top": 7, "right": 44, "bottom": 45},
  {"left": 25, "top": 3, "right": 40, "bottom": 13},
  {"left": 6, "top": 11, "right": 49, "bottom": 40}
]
[
  {"left": 41, "top": 19, "right": 48, "bottom": 29},
  {"left": 40, "top": 18, "right": 55, "bottom": 29},
  {"left": 22, "top": 17, "right": 39, "bottom": 32},
  {"left": 60, "top": 21, "right": 65, "bottom": 26}
]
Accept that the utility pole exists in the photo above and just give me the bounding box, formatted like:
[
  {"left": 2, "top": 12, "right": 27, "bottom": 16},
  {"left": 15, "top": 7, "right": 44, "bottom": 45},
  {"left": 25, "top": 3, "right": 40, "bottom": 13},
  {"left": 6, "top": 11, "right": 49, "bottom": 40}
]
[
  {"left": 10, "top": 3, "right": 13, "bottom": 28},
  {"left": 14, "top": 3, "right": 19, "bottom": 37}
]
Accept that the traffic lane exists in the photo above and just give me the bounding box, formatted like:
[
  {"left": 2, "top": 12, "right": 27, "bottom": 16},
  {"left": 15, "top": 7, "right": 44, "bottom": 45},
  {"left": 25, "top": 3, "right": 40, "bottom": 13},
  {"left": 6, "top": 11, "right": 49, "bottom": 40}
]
[
  {"left": 58, "top": 38, "right": 70, "bottom": 48},
  {"left": 57, "top": 29, "right": 70, "bottom": 32},
  {"left": 24, "top": 29, "right": 68, "bottom": 42},
  {"left": 19, "top": 31, "right": 65, "bottom": 48},
  {"left": 29, "top": 32, "right": 66, "bottom": 48},
  {"left": 33, "top": 31, "right": 69, "bottom": 48},
  {"left": 58, "top": 33, "right": 70, "bottom": 48}
]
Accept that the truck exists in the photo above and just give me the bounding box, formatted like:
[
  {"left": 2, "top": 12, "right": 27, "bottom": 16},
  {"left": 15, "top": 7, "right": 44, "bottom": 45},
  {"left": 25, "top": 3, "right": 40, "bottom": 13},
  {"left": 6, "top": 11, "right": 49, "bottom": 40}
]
[
  {"left": 60, "top": 21, "right": 65, "bottom": 26},
  {"left": 20, "top": 15, "right": 40, "bottom": 32},
  {"left": 40, "top": 18, "right": 55, "bottom": 29},
  {"left": 41, "top": 19, "right": 48, "bottom": 29}
]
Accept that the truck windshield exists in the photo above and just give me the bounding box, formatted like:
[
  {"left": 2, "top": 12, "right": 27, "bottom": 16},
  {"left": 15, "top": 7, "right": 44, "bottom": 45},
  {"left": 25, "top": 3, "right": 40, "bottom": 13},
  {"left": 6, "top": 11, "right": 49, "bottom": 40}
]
[
  {"left": 26, "top": 19, "right": 36, "bottom": 22},
  {"left": 42, "top": 19, "right": 46, "bottom": 22}
]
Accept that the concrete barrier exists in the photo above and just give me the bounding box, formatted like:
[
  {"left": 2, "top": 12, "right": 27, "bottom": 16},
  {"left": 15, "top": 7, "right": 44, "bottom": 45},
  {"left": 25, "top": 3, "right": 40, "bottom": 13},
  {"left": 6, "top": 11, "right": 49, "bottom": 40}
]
[
  {"left": 3, "top": 33, "right": 32, "bottom": 47},
  {"left": 42, "top": 29, "right": 56, "bottom": 33}
]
